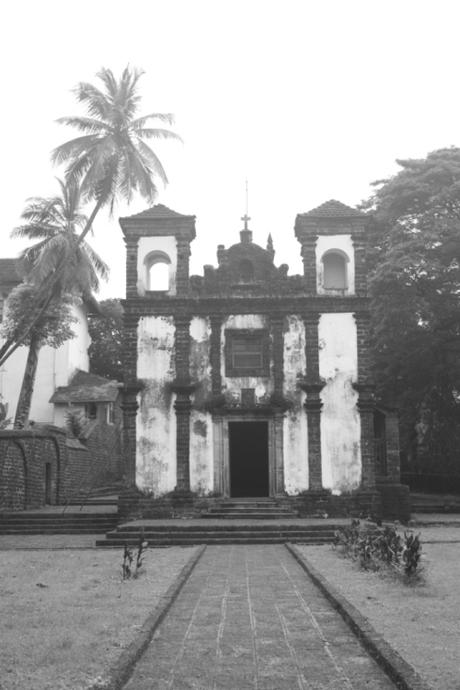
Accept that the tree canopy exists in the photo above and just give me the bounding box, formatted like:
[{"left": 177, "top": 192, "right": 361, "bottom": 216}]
[
  {"left": 364, "top": 147, "right": 460, "bottom": 473},
  {"left": 88, "top": 298, "right": 124, "bottom": 381}
]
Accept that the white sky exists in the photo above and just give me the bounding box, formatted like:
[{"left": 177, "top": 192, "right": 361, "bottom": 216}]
[{"left": 1, "top": 0, "right": 460, "bottom": 298}]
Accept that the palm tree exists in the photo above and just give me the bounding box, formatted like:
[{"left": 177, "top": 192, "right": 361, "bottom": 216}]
[
  {"left": 0, "top": 66, "right": 180, "bottom": 366},
  {"left": 7, "top": 179, "right": 108, "bottom": 427},
  {"left": 52, "top": 65, "right": 181, "bottom": 243}
]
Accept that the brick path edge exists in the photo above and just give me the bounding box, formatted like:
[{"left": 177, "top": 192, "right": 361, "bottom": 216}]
[
  {"left": 88, "top": 545, "right": 207, "bottom": 690},
  {"left": 285, "top": 543, "right": 432, "bottom": 690}
]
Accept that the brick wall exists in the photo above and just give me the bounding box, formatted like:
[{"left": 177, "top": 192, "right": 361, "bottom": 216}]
[
  {"left": 0, "top": 420, "right": 122, "bottom": 511},
  {"left": 0, "top": 428, "right": 64, "bottom": 511}
]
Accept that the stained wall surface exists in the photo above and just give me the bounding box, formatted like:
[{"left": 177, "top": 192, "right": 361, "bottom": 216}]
[{"left": 318, "top": 312, "right": 361, "bottom": 492}]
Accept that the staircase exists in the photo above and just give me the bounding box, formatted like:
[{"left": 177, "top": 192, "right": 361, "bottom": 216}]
[
  {"left": 96, "top": 521, "right": 337, "bottom": 547},
  {"left": 0, "top": 511, "right": 119, "bottom": 535},
  {"left": 201, "top": 497, "right": 299, "bottom": 519}
]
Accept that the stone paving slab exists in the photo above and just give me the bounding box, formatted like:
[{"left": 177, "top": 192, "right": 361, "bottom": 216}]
[{"left": 124, "top": 545, "right": 395, "bottom": 689}]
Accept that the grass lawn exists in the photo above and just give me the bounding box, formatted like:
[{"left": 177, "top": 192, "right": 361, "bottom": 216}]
[
  {"left": 298, "top": 529, "right": 460, "bottom": 690},
  {"left": 0, "top": 546, "right": 198, "bottom": 690}
]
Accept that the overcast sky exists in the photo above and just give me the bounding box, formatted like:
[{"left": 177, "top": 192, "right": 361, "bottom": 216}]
[{"left": 1, "top": 0, "right": 459, "bottom": 297}]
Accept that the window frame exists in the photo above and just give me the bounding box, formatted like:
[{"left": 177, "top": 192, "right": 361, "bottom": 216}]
[{"left": 225, "top": 329, "right": 270, "bottom": 377}]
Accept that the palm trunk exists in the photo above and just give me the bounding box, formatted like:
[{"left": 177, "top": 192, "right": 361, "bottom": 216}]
[
  {"left": 0, "top": 196, "right": 105, "bottom": 368},
  {"left": 14, "top": 334, "right": 41, "bottom": 429}
]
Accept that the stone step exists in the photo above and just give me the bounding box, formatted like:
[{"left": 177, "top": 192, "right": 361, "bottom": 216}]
[
  {"left": 201, "top": 512, "right": 298, "bottom": 519},
  {"left": 96, "top": 535, "right": 333, "bottom": 547},
  {"left": 0, "top": 527, "right": 115, "bottom": 535},
  {"left": 0, "top": 512, "right": 119, "bottom": 534},
  {"left": 115, "top": 524, "right": 335, "bottom": 533}
]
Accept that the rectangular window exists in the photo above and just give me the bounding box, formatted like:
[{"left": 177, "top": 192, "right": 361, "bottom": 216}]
[
  {"left": 106, "top": 402, "right": 115, "bottom": 425},
  {"left": 84, "top": 402, "right": 98, "bottom": 420},
  {"left": 225, "top": 329, "right": 269, "bottom": 376}
]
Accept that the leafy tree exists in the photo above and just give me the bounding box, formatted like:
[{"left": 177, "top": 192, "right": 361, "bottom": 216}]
[
  {"left": 0, "top": 66, "right": 180, "bottom": 367},
  {"left": 88, "top": 299, "right": 124, "bottom": 381},
  {"left": 364, "top": 147, "right": 460, "bottom": 474},
  {"left": 4, "top": 179, "right": 107, "bottom": 427},
  {"left": 1, "top": 285, "right": 77, "bottom": 428}
]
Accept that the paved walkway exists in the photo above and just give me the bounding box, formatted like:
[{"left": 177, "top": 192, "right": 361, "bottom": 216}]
[{"left": 125, "top": 545, "right": 395, "bottom": 689}]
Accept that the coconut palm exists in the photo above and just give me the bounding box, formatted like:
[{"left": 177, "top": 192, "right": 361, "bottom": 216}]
[
  {"left": 4, "top": 178, "right": 108, "bottom": 427},
  {"left": 0, "top": 66, "right": 179, "bottom": 366},
  {"left": 51, "top": 65, "right": 181, "bottom": 243}
]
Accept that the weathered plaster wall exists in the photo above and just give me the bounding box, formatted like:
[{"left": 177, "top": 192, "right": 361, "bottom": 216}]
[
  {"left": 136, "top": 316, "right": 176, "bottom": 494},
  {"left": 316, "top": 235, "right": 355, "bottom": 295},
  {"left": 283, "top": 315, "right": 308, "bottom": 493},
  {"left": 189, "top": 317, "right": 213, "bottom": 493},
  {"left": 318, "top": 312, "right": 361, "bottom": 492},
  {"left": 221, "top": 314, "right": 273, "bottom": 404},
  {"left": 136, "top": 236, "right": 177, "bottom": 296}
]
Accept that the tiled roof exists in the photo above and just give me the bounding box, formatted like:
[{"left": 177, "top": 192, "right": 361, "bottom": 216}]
[
  {"left": 0, "top": 258, "right": 20, "bottom": 285},
  {"left": 301, "top": 200, "right": 364, "bottom": 218},
  {"left": 50, "top": 370, "right": 122, "bottom": 404},
  {"left": 121, "top": 204, "right": 194, "bottom": 220}
]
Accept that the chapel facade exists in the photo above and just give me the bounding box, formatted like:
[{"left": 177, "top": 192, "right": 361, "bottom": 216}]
[{"left": 120, "top": 200, "right": 409, "bottom": 519}]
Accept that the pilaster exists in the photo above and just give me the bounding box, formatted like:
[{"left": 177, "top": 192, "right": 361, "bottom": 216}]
[
  {"left": 121, "top": 382, "right": 142, "bottom": 487},
  {"left": 354, "top": 383, "right": 377, "bottom": 489},
  {"left": 301, "top": 313, "right": 325, "bottom": 491},
  {"left": 172, "top": 315, "right": 193, "bottom": 492},
  {"left": 300, "top": 238, "right": 318, "bottom": 294},
  {"left": 271, "top": 314, "right": 285, "bottom": 396},
  {"left": 176, "top": 239, "right": 192, "bottom": 295},
  {"left": 210, "top": 314, "right": 223, "bottom": 395}
]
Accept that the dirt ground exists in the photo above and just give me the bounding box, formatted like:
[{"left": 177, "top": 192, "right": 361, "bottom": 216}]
[
  {"left": 0, "top": 547, "right": 198, "bottom": 690},
  {"left": 298, "top": 528, "right": 460, "bottom": 690}
]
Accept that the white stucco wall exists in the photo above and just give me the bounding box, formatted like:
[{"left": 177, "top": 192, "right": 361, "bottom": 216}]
[
  {"left": 316, "top": 235, "right": 355, "bottom": 295},
  {"left": 318, "top": 312, "right": 361, "bottom": 492},
  {"left": 0, "top": 302, "right": 90, "bottom": 425},
  {"left": 136, "top": 236, "right": 177, "bottom": 296},
  {"left": 189, "top": 317, "right": 213, "bottom": 493},
  {"left": 136, "top": 315, "right": 176, "bottom": 493},
  {"left": 221, "top": 314, "right": 273, "bottom": 403},
  {"left": 283, "top": 315, "right": 309, "bottom": 493}
]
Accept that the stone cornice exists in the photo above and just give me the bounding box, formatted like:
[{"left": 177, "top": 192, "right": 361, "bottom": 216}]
[{"left": 122, "top": 295, "right": 371, "bottom": 317}]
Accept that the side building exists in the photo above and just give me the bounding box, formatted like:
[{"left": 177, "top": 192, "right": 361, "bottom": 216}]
[{"left": 120, "top": 201, "right": 409, "bottom": 519}]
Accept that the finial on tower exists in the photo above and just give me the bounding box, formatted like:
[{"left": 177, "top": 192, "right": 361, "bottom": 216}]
[
  {"left": 266, "top": 233, "right": 275, "bottom": 259},
  {"left": 240, "top": 178, "right": 252, "bottom": 243},
  {"left": 241, "top": 178, "right": 251, "bottom": 231}
]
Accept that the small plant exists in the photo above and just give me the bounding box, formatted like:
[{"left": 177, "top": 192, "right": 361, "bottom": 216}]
[
  {"left": 333, "top": 519, "right": 422, "bottom": 582},
  {"left": 121, "top": 534, "right": 148, "bottom": 580}
]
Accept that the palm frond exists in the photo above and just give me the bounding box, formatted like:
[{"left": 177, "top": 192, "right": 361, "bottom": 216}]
[
  {"left": 55, "top": 116, "right": 111, "bottom": 134},
  {"left": 51, "top": 135, "right": 101, "bottom": 166},
  {"left": 135, "top": 139, "right": 168, "bottom": 185},
  {"left": 73, "top": 82, "right": 111, "bottom": 120},
  {"left": 131, "top": 127, "right": 182, "bottom": 142},
  {"left": 80, "top": 240, "right": 110, "bottom": 280},
  {"left": 131, "top": 113, "right": 176, "bottom": 127}
]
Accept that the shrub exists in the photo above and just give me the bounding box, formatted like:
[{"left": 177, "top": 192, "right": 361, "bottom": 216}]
[{"left": 333, "top": 519, "right": 422, "bottom": 582}]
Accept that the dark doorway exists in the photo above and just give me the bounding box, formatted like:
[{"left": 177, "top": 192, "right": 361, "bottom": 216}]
[
  {"left": 229, "top": 422, "right": 269, "bottom": 497},
  {"left": 44, "top": 463, "right": 52, "bottom": 505}
]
